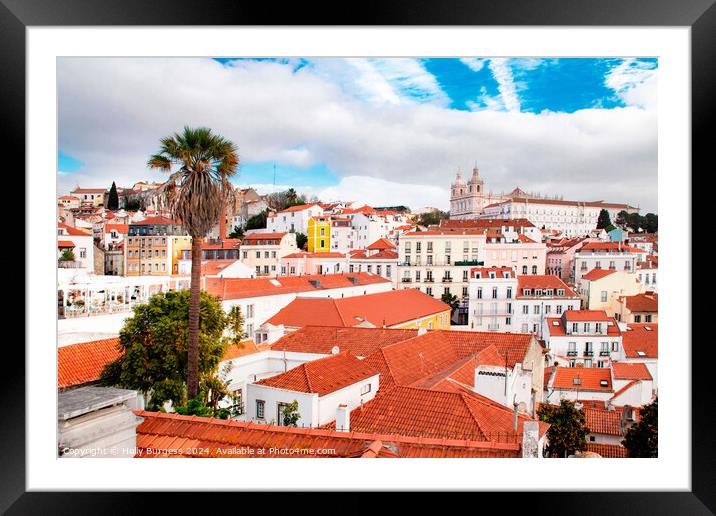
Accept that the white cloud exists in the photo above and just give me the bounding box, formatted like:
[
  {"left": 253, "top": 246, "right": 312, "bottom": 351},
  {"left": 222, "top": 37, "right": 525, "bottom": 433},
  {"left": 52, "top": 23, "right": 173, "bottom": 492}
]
[
  {"left": 460, "top": 58, "right": 487, "bottom": 73},
  {"left": 605, "top": 59, "right": 658, "bottom": 109},
  {"left": 487, "top": 58, "right": 521, "bottom": 113},
  {"left": 58, "top": 57, "right": 658, "bottom": 213}
]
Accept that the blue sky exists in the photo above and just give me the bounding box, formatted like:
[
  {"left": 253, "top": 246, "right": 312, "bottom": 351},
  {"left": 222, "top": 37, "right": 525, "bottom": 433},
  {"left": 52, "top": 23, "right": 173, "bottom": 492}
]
[{"left": 58, "top": 57, "right": 658, "bottom": 212}]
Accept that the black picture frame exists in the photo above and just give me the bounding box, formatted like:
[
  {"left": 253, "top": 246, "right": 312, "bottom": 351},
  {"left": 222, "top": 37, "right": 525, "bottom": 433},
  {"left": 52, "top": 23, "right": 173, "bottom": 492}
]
[{"left": 4, "top": 0, "right": 708, "bottom": 513}]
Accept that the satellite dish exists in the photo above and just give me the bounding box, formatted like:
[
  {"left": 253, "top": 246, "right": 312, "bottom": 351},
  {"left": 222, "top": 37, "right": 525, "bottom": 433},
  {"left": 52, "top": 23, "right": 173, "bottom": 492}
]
[{"left": 331, "top": 345, "right": 340, "bottom": 355}]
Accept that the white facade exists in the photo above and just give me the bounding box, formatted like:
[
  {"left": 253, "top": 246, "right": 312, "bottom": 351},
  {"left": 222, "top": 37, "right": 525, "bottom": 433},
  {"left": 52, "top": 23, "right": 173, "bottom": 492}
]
[
  {"left": 267, "top": 204, "right": 324, "bottom": 235},
  {"left": 543, "top": 313, "right": 622, "bottom": 369},
  {"left": 245, "top": 373, "right": 380, "bottom": 427},
  {"left": 573, "top": 248, "right": 640, "bottom": 284}
]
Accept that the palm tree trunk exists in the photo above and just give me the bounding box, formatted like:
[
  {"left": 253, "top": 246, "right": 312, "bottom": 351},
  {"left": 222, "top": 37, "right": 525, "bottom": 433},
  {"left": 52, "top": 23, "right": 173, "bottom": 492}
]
[{"left": 187, "top": 235, "right": 202, "bottom": 399}]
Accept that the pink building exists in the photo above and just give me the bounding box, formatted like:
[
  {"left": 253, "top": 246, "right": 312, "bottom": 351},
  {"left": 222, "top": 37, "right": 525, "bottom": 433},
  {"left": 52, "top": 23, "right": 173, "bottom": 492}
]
[
  {"left": 483, "top": 233, "right": 547, "bottom": 276},
  {"left": 280, "top": 251, "right": 348, "bottom": 276},
  {"left": 546, "top": 237, "right": 601, "bottom": 285}
]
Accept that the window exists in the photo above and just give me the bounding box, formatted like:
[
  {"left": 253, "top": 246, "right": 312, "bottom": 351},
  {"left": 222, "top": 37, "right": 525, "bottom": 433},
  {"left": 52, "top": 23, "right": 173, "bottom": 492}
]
[
  {"left": 584, "top": 359, "right": 592, "bottom": 368},
  {"left": 611, "top": 341, "right": 619, "bottom": 352},
  {"left": 532, "top": 265, "right": 538, "bottom": 274},
  {"left": 361, "top": 383, "right": 371, "bottom": 395},
  {"left": 477, "top": 288, "right": 482, "bottom": 299},
  {"left": 522, "top": 266, "right": 528, "bottom": 274},
  {"left": 506, "top": 317, "right": 511, "bottom": 325},
  {"left": 492, "top": 287, "right": 498, "bottom": 299},
  {"left": 645, "top": 314, "right": 652, "bottom": 322},
  {"left": 463, "top": 270, "right": 468, "bottom": 282},
  {"left": 506, "top": 287, "right": 512, "bottom": 299},
  {"left": 255, "top": 251, "right": 260, "bottom": 259},
  {"left": 79, "top": 248, "right": 87, "bottom": 258},
  {"left": 521, "top": 324, "right": 528, "bottom": 333},
  {"left": 572, "top": 323, "right": 579, "bottom": 333},
  {"left": 243, "top": 251, "right": 247, "bottom": 259},
  {"left": 601, "top": 291, "right": 608, "bottom": 302},
  {"left": 426, "top": 287, "right": 432, "bottom": 296},
  {"left": 386, "top": 265, "right": 391, "bottom": 277},
  {"left": 256, "top": 400, "right": 265, "bottom": 419},
  {"left": 522, "top": 305, "right": 529, "bottom": 314}
]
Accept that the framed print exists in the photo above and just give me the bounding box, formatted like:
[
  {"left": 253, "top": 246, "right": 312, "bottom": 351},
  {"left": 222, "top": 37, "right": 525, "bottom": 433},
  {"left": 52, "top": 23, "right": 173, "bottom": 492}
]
[{"left": 5, "top": 0, "right": 711, "bottom": 512}]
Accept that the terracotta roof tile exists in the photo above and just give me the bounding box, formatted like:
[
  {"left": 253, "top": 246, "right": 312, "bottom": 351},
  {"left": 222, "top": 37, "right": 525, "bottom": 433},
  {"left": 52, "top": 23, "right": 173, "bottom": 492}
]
[
  {"left": 550, "top": 367, "right": 613, "bottom": 392},
  {"left": 254, "top": 352, "right": 378, "bottom": 396},
  {"left": 266, "top": 289, "right": 450, "bottom": 328},
  {"left": 585, "top": 442, "right": 628, "bottom": 458},
  {"left": 622, "top": 324, "right": 658, "bottom": 358},
  {"left": 581, "top": 268, "right": 617, "bottom": 281},
  {"left": 58, "top": 223, "right": 92, "bottom": 236},
  {"left": 57, "top": 240, "right": 76, "bottom": 248},
  {"left": 612, "top": 362, "right": 652, "bottom": 380},
  {"left": 517, "top": 275, "right": 578, "bottom": 297},
  {"left": 134, "top": 410, "right": 522, "bottom": 458},
  {"left": 366, "top": 238, "right": 397, "bottom": 250},
  {"left": 621, "top": 293, "right": 658, "bottom": 313},
  {"left": 204, "top": 272, "right": 390, "bottom": 301},
  {"left": 584, "top": 407, "right": 622, "bottom": 435},
  {"left": 270, "top": 326, "right": 418, "bottom": 357},
  {"left": 57, "top": 338, "right": 121, "bottom": 388}
]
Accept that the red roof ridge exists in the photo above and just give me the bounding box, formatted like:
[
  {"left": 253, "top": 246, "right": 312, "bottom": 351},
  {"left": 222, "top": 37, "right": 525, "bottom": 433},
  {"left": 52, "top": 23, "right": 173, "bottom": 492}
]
[{"left": 609, "top": 380, "right": 641, "bottom": 401}]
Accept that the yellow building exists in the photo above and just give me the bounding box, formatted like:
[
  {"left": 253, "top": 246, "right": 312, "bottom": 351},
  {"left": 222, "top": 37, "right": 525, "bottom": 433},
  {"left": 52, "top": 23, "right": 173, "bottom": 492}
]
[
  {"left": 307, "top": 216, "right": 331, "bottom": 253},
  {"left": 125, "top": 216, "right": 191, "bottom": 276}
]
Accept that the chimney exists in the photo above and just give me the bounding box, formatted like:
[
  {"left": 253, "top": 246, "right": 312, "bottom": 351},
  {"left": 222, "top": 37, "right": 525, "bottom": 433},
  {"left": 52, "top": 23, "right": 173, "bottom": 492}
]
[
  {"left": 336, "top": 404, "right": 350, "bottom": 432},
  {"left": 521, "top": 420, "right": 540, "bottom": 458},
  {"left": 513, "top": 401, "right": 519, "bottom": 431}
]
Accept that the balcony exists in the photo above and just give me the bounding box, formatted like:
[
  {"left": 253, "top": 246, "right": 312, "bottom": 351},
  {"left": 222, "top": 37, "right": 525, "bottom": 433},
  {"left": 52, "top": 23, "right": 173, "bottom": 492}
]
[
  {"left": 442, "top": 277, "right": 453, "bottom": 283},
  {"left": 487, "top": 324, "right": 501, "bottom": 331},
  {"left": 599, "top": 351, "right": 610, "bottom": 356},
  {"left": 584, "top": 351, "right": 594, "bottom": 357},
  {"left": 401, "top": 278, "right": 413, "bottom": 283},
  {"left": 455, "top": 260, "right": 484, "bottom": 266},
  {"left": 567, "top": 351, "right": 578, "bottom": 357},
  {"left": 424, "top": 277, "right": 434, "bottom": 283}
]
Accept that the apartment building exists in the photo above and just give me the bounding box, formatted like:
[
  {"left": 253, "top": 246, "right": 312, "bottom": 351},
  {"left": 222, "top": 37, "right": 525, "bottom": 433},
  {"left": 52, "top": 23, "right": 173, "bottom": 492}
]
[
  {"left": 573, "top": 242, "right": 641, "bottom": 284},
  {"left": 578, "top": 269, "right": 642, "bottom": 311},
  {"left": 398, "top": 229, "right": 486, "bottom": 324},
  {"left": 307, "top": 216, "right": 331, "bottom": 253},
  {"left": 266, "top": 203, "right": 323, "bottom": 234},
  {"left": 612, "top": 293, "right": 658, "bottom": 324},
  {"left": 348, "top": 239, "right": 399, "bottom": 287},
  {"left": 542, "top": 310, "right": 622, "bottom": 369},
  {"left": 124, "top": 216, "right": 190, "bottom": 276},
  {"left": 515, "top": 275, "right": 581, "bottom": 336},
  {"left": 240, "top": 232, "right": 298, "bottom": 277}
]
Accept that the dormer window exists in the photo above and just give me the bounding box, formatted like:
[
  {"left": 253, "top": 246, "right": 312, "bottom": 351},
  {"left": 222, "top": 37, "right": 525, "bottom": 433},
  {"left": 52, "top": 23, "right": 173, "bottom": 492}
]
[
  {"left": 583, "top": 323, "right": 590, "bottom": 332},
  {"left": 557, "top": 289, "right": 565, "bottom": 296},
  {"left": 523, "top": 289, "right": 532, "bottom": 296},
  {"left": 535, "top": 289, "right": 543, "bottom": 297},
  {"left": 572, "top": 323, "right": 579, "bottom": 333}
]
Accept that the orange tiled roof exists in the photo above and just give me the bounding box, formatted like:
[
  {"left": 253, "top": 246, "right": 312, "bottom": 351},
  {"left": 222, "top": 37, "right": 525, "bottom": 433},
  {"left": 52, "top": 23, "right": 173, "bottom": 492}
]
[
  {"left": 282, "top": 251, "right": 346, "bottom": 259},
  {"left": 334, "top": 386, "right": 548, "bottom": 442},
  {"left": 439, "top": 218, "right": 536, "bottom": 229},
  {"left": 204, "top": 272, "right": 391, "bottom": 301},
  {"left": 622, "top": 324, "right": 658, "bottom": 358},
  {"left": 200, "top": 260, "right": 241, "bottom": 276},
  {"left": 585, "top": 442, "right": 628, "bottom": 458},
  {"left": 58, "top": 223, "right": 91, "bottom": 236},
  {"left": 609, "top": 380, "right": 641, "bottom": 401},
  {"left": 265, "top": 289, "right": 450, "bottom": 328},
  {"left": 57, "top": 240, "right": 76, "bottom": 248},
  {"left": 581, "top": 268, "right": 617, "bottom": 281},
  {"left": 584, "top": 406, "right": 622, "bottom": 435},
  {"left": 517, "top": 275, "right": 578, "bottom": 297},
  {"left": 241, "top": 232, "right": 287, "bottom": 243},
  {"left": 612, "top": 362, "right": 652, "bottom": 381},
  {"left": 105, "top": 223, "right": 129, "bottom": 234},
  {"left": 621, "top": 293, "right": 658, "bottom": 313},
  {"left": 550, "top": 367, "right": 613, "bottom": 392},
  {"left": 57, "top": 338, "right": 121, "bottom": 388},
  {"left": 350, "top": 249, "right": 399, "bottom": 260},
  {"left": 201, "top": 238, "right": 242, "bottom": 250},
  {"left": 221, "top": 340, "right": 270, "bottom": 361},
  {"left": 280, "top": 203, "right": 320, "bottom": 213},
  {"left": 133, "top": 410, "right": 522, "bottom": 458},
  {"left": 546, "top": 315, "right": 621, "bottom": 337},
  {"left": 361, "top": 330, "right": 533, "bottom": 390},
  {"left": 366, "top": 238, "right": 397, "bottom": 250},
  {"left": 254, "top": 352, "right": 378, "bottom": 396},
  {"left": 270, "top": 326, "right": 418, "bottom": 357},
  {"left": 580, "top": 242, "right": 642, "bottom": 253}
]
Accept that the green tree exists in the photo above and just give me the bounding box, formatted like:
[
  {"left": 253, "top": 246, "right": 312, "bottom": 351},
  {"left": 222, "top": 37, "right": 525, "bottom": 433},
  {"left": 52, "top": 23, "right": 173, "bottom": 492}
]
[
  {"left": 441, "top": 292, "right": 460, "bottom": 313},
  {"left": 622, "top": 398, "right": 658, "bottom": 457},
  {"left": 644, "top": 213, "right": 658, "bottom": 233},
  {"left": 226, "top": 305, "right": 246, "bottom": 344},
  {"left": 228, "top": 225, "right": 244, "bottom": 239},
  {"left": 418, "top": 210, "right": 449, "bottom": 227},
  {"left": 107, "top": 181, "right": 119, "bottom": 210},
  {"left": 148, "top": 126, "right": 238, "bottom": 399},
  {"left": 174, "top": 393, "right": 214, "bottom": 418},
  {"left": 282, "top": 400, "right": 301, "bottom": 427},
  {"left": 99, "top": 289, "right": 229, "bottom": 410},
  {"left": 596, "top": 209, "right": 612, "bottom": 230},
  {"left": 295, "top": 232, "right": 308, "bottom": 250},
  {"left": 245, "top": 209, "right": 269, "bottom": 230},
  {"left": 59, "top": 249, "right": 75, "bottom": 261},
  {"left": 538, "top": 400, "right": 589, "bottom": 458},
  {"left": 615, "top": 210, "right": 629, "bottom": 228}
]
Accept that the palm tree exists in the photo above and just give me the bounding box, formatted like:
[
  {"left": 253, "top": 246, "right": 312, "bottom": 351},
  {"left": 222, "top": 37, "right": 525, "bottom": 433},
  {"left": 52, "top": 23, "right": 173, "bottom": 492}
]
[{"left": 148, "top": 126, "right": 238, "bottom": 399}]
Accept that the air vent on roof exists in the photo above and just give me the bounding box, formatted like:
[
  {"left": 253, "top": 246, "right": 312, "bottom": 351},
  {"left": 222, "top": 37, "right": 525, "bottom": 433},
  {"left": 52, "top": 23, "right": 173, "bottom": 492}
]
[
  {"left": 637, "top": 351, "right": 646, "bottom": 356},
  {"left": 600, "top": 380, "right": 609, "bottom": 387},
  {"left": 309, "top": 279, "right": 322, "bottom": 288},
  {"left": 347, "top": 275, "right": 359, "bottom": 284},
  {"left": 607, "top": 321, "right": 614, "bottom": 326},
  {"left": 270, "top": 279, "right": 281, "bottom": 287},
  {"left": 573, "top": 378, "right": 581, "bottom": 385},
  {"left": 331, "top": 345, "right": 340, "bottom": 355},
  {"left": 644, "top": 326, "right": 652, "bottom": 331},
  {"left": 552, "top": 321, "right": 559, "bottom": 326}
]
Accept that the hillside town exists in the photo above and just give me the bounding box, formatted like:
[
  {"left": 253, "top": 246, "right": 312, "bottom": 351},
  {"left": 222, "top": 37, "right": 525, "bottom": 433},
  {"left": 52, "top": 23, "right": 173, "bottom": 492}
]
[{"left": 57, "top": 164, "right": 658, "bottom": 460}]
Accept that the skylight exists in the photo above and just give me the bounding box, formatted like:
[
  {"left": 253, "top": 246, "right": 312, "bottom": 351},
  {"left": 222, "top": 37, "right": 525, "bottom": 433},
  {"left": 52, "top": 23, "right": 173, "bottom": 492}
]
[
  {"left": 644, "top": 326, "right": 652, "bottom": 331},
  {"left": 270, "top": 279, "right": 281, "bottom": 286},
  {"left": 637, "top": 351, "right": 646, "bottom": 356}
]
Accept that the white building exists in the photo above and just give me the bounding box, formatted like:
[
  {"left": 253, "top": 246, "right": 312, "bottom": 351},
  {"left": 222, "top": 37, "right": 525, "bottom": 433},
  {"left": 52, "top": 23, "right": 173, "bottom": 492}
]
[
  {"left": 542, "top": 310, "right": 622, "bottom": 369},
  {"left": 267, "top": 203, "right": 324, "bottom": 235},
  {"left": 573, "top": 242, "right": 641, "bottom": 284},
  {"left": 240, "top": 232, "right": 298, "bottom": 277},
  {"left": 245, "top": 352, "right": 379, "bottom": 427},
  {"left": 57, "top": 223, "right": 95, "bottom": 272},
  {"left": 347, "top": 238, "right": 399, "bottom": 287}
]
